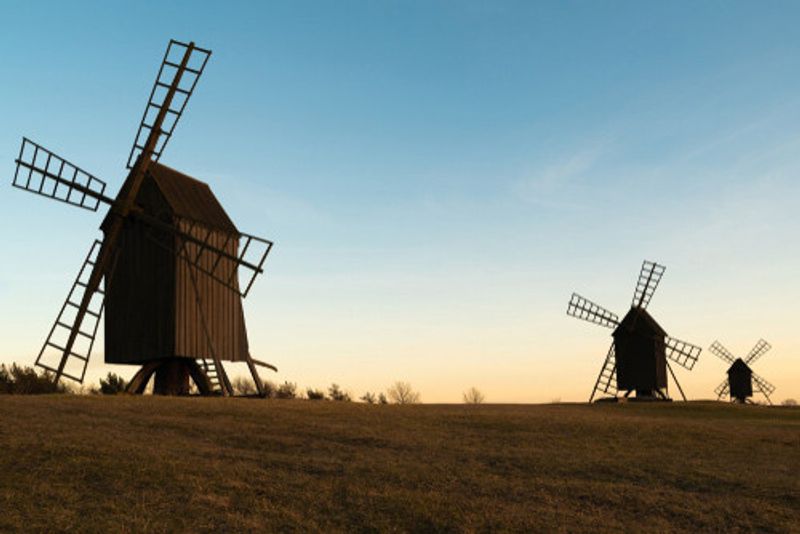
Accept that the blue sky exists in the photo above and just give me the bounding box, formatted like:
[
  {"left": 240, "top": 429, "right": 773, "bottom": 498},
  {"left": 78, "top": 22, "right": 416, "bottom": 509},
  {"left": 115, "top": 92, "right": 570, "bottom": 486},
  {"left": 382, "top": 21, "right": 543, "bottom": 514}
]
[{"left": 1, "top": 1, "right": 798, "bottom": 401}]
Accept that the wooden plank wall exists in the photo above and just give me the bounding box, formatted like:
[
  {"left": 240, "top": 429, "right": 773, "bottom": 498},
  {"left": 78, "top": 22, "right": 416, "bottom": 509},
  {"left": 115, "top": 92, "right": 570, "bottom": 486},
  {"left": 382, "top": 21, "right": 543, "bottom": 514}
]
[
  {"left": 104, "top": 217, "right": 175, "bottom": 364},
  {"left": 174, "top": 218, "right": 250, "bottom": 362}
]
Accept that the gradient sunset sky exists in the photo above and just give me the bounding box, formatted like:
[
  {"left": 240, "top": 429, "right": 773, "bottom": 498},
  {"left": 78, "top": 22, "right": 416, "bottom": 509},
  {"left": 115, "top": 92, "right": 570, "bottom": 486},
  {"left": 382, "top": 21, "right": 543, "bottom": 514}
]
[{"left": 1, "top": 1, "right": 798, "bottom": 402}]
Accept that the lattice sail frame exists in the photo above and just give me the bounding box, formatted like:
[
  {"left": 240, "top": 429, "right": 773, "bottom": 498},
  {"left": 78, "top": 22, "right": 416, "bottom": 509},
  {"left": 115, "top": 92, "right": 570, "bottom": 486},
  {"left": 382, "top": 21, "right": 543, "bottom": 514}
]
[
  {"left": 709, "top": 340, "right": 736, "bottom": 364},
  {"left": 632, "top": 260, "right": 666, "bottom": 309},
  {"left": 744, "top": 339, "right": 772, "bottom": 365},
  {"left": 139, "top": 212, "right": 274, "bottom": 298},
  {"left": 665, "top": 336, "right": 702, "bottom": 370},
  {"left": 714, "top": 379, "right": 729, "bottom": 399},
  {"left": 567, "top": 293, "right": 619, "bottom": 329},
  {"left": 13, "top": 138, "right": 109, "bottom": 211},
  {"left": 126, "top": 40, "right": 212, "bottom": 169},
  {"left": 751, "top": 371, "right": 776, "bottom": 396},
  {"left": 590, "top": 343, "right": 618, "bottom": 401},
  {"left": 176, "top": 218, "right": 273, "bottom": 297},
  {"left": 35, "top": 240, "right": 105, "bottom": 382}
]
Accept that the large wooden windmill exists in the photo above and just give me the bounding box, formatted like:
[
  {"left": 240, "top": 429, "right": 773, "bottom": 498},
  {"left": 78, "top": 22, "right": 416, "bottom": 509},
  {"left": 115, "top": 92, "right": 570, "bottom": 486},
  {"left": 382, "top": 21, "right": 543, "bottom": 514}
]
[
  {"left": 709, "top": 339, "right": 776, "bottom": 405},
  {"left": 11, "top": 39, "right": 276, "bottom": 396},
  {"left": 567, "top": 260, "right": 702, "bottom": 402}
]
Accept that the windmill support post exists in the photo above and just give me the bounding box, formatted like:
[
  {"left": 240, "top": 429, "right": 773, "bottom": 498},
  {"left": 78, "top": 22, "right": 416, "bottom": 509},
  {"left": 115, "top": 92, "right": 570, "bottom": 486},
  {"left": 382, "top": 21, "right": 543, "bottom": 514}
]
[{"left": 666, "top": 361, "right": 687, "bottom": 402}]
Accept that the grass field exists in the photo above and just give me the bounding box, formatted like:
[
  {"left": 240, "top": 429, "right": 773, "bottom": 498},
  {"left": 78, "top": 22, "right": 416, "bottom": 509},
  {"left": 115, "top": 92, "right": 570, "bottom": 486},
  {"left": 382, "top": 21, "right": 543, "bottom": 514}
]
[{"left": 0, "top": 397, "right": 797, "bottom": 533}]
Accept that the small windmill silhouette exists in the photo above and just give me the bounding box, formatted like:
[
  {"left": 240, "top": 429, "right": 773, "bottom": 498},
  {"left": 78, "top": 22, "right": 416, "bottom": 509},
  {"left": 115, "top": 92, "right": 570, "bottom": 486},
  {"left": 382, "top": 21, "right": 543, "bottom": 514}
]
[{"left": 709, "top": 339, "right": 776, "bottom": 405}]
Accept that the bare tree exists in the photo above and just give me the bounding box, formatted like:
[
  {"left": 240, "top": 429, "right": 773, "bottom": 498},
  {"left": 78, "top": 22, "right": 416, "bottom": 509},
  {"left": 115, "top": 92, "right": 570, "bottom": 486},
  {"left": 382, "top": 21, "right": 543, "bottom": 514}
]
[
  {"left": 387, "top": 381, "right": 420, "bottom": 404},
  {"left": 360, "top": 392, "right": 377, "bottom": 404},
  {"left": 463, "top": 386, "right": 485, "bottom": 404}
]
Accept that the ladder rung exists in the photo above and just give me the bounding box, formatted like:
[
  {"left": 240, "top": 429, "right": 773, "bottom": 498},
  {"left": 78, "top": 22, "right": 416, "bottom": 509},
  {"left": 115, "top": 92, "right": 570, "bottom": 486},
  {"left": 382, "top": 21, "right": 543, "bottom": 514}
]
[
  {"left": 55, "top": 321, "right": 95, "bottom": 340},
  {"left": 45, "top": 342, "right": 88, "bottom": 362},
  {"left": 66, "top": 302, "right": 101, "bottom": 319},
  {"left": 146, "top": 101, "right": 181, "bottom": 116},
  {"left": 163, "top": 60, "right": 201, "bottom": 75},
  {"left": 76, "top": 281, "right": 104, "bottom": 295},
  {"left": 156, "top": 81, "right": 191, "bottom": 95}
]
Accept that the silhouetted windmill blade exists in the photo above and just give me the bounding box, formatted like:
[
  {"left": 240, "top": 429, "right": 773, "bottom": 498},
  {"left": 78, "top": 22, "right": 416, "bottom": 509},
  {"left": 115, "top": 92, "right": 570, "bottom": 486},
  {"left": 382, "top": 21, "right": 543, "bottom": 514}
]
[
  {"left": 136, "top": 211, "right": 274, "bottom": 297},
  {"left": 589, "top": 343, "right": 617, "bottom": 402},
  {"left": 751, "top": 371, "right": 776, "bottom": 396},
  {"left": 126, "top": 39, "right": 212, "bottom": 169},
  {"left": 35, "top": 240, "right": 106, "bottom": 382},
  {"left": 13, "top": 138, "right": 112, "bottom": 211},
  {"left": 566, "top": 293, "right": 619, "bottom": 328},
  {"left": 50, "top": 41, "right": 205, "bottom": 384},
  {"left": 631, "top": 260, "right": 665, "bottom": 309},
  {"left": 665, "top": 336, "right": 702, "bottom": 370},
  {"left": 744, "top": 339, "right": 772, "bottom": 365},
  {"left": 714, "top": 379, "right": 729, "bottom": 399},
  {"left": 709, "top": 340, "right": 736, "bottom": 365}
]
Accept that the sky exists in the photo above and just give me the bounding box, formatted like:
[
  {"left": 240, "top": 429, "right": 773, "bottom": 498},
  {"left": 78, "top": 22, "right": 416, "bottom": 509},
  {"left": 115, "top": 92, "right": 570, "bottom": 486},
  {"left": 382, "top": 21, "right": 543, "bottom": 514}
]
[{"left": 0, "top": 0, "right": 799, "bottom": 403}]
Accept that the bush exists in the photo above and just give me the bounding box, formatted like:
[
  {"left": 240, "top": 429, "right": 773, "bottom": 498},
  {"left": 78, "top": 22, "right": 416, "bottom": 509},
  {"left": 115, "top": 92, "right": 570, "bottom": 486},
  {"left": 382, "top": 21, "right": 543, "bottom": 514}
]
[
  {"left": 328, "top": 383, "right": 351, "bottom": 402},
  {"left": 262, "top": 380, "right": 276, "bottom": 399},
  {"left": 0, "top": 364, "right": 65, "bottom": 395},
  {"left": 782, "top": 399, "right": 798, "bottom": 406},
  {"left": 463, "top": 387, "right": 485, "bottom": 404},
  {"left": 232, "top": 376, "right": 257, "bottom": 396},
  {"left": 276, "top": 381, "right": 297, "bottom": 399},
  {"left": 99, "top": 373, "right": 127, "bottom": 395},
  {"left": 378, "top": 392, "right": 388, "bottom": 404},
  {"left": 360, "top": 392, "right": 377, "bottom": 404},
  {"left": 387, "top": 381, "right": 420, "bottom": 404},
  {"left": 0, "top": 365, "right": 11, "bottom": 394},
  {"left": 307, "top": 388, "right": 326, "bottom": 400}
]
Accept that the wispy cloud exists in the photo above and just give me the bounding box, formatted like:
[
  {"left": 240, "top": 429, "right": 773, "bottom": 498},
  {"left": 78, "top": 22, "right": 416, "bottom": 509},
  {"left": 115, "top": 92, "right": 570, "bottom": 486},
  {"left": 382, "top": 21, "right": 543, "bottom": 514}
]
[{"left": 512, "top": 140, "right": 611, "bottom": 208}]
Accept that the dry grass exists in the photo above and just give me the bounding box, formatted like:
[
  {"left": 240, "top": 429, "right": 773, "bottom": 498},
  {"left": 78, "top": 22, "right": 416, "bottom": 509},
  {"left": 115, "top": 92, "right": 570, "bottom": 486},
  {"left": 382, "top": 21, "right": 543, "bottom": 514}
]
[{"left": 0, "top": 397, "right": 797, "bottom": 533}]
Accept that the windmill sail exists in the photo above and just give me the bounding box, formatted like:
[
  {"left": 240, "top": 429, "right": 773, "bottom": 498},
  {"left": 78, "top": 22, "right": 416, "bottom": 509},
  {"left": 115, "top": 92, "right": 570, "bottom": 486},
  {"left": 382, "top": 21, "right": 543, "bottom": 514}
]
[
  {"left": 631, "top": 260, "right": 665, "bottom": 309},
  {"left": 744, "top": 339, "right": 772, "bottom": 365},
  {"left": 665, "top": 336, "right": 701, "bottom": 370},
  {"left": 126, "top": 40, "right": 212, "bottom": 169},
  {"left": 13, "top": 138, "right": 111, "bottom": 211},
  {"left": 35, "top": 240, "right": 106, "bottom": 382},
  {"left": 589, "top": 343, "right": 618, "bottom": 402},
  {"left": 709, "top": 340, "right": 736, "bottom": 365},
  {"left": 567, "top": 293, "right": 619, "bottom": 328}
]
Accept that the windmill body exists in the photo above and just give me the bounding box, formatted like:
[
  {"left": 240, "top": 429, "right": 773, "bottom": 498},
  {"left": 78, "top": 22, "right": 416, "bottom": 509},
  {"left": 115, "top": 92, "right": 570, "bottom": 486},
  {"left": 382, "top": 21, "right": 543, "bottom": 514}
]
[
  {"left": 612, "top": 308, "right": 668, "bottom": 396},
  {"left": 102, "top": 163, "right": 252, "bottom": 394},
  {"left": 567, "top": 260, "right": 702, "bottom": 402},
  {"left": 11, "top": 40, "right": 276, "bottom": 396},
  {"left": 727, "top": 359, "right": 753, "bottom": 401},
  {"left": 710, "top": 340, "right": 775, "bottom": 404}
]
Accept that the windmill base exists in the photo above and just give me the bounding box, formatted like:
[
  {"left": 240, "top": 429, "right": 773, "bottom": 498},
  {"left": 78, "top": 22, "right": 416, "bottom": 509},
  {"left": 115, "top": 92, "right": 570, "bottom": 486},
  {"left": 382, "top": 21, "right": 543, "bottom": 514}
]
[
  {"left": 594, "top": 396, "right": 674, "bottom": 403},
  {"left": 125, "top": 358, "right": 215, "bottom": 396},
  {"left": 594, "top": 389, "right": 673, "bottom": 403}
]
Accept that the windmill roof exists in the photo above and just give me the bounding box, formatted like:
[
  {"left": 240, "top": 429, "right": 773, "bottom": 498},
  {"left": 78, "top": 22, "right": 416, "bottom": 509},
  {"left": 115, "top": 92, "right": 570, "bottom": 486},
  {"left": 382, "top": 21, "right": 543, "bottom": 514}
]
[
  {"left": 148, "top": 162, "right": 238, "bottom": 234},
  {"left": 614, "top": 307, "right": 667, "bottom": 337},
  {"left": 728, "top": 358, "right": 752, "bottom": 375}
]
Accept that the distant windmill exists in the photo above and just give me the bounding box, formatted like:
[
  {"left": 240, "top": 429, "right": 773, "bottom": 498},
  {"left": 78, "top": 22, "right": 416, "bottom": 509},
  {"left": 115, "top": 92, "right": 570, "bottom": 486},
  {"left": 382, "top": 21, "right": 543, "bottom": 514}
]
[
  {"left": 11, "top": 39, "right": 276, "bottom": 396},
  {"left": 567, "top": 260, "right": 702, "bottom": 402},
  {"left": 709, "top": 339, "right": 776, "bottom": 405}
]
